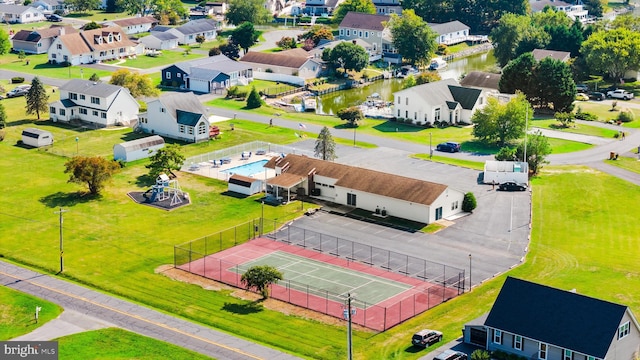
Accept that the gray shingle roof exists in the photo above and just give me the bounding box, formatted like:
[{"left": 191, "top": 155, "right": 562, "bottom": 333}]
[
  {"left": 339, "top": 12, "right": 389, "bottom": 31},
  {"left": 152, "top": 25, "right": 172, "bottom": 32},
  {"left": 428, "top": 20, "right": 469, "bottom": 35},
  {"left": 394, "top": 78, "right": 481, "bottom": 110},
  {"left": 485, "top": 277, "right": 630, "bottom": 359},
  {"left": 531, "top": 49, "right": 571, "bottom": 62},
  {"left": 148, "top": 31, "right": 178, "bottom": 41},
  {"left": 176, "top": 19, "right": 218, "bottom": 35},
  {"left": 22, "top": 128, "right": 51, "bottom": 138},
  {"left": 459, "top": 71, "right": 501, "bottom": 90},
  {"left": 59, "top": 79, "right": 124, "bottom": 97},
  {"left": 176, "top": 109, "right": 203, "bottom": 126},
  {"left": 118, "top": 135, "right": 164, "bottom": 151},
  {"left": 156, "top": 92, "right": 207, "bottom": 122},
  {"left": 448, "top": 85, "right": 481, "bottom": 110},
  {"left": 0, "top": 4, "right": 38, "bottom": 14}
]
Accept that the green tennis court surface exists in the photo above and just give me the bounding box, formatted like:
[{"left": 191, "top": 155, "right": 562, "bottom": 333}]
[{"left": 233, "top": 251, "right": 412, "bottom": 305}]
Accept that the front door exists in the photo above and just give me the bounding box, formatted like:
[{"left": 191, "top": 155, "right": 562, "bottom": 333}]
[
  {"left": 347, "top": 193, "right": 356, "bottom": 206},
  {"left": 435, "top": 207, "right": 443, "bottom": 220}
]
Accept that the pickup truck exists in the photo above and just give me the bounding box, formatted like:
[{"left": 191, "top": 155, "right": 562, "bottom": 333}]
[
  {"left": 607, "top": 89, "right": 634, "bottom": 100},
  {"left": 412, "top": 329, "right": 443, "bottom": 348}
]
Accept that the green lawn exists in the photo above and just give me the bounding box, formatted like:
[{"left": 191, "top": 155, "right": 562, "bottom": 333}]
[
  {"left": 574, "top": 102, "right": 640, "bottom": 129},
  {"left": 608, "top": 154, "right": 640, "bottom": 174},
  {"left": 530, "top": 118, "right": 619, "bottom": 138},
  {"left": 0, "top": 285, "right": 62, "bottom": 340},
  {"left": 0, "top": 53, "right": 112, "bottom": 80},
  {"left": 65, "top": 11, "right": 128, "bottom": 22},
  {"left": 58, "top": 328, "right": 214, "bottom": 360},
  {"left": 412, "top": 154, "right": 485, "bottom": 170},
  {"left": 122, "top": 51, "right": 205, "bottom": 69}
]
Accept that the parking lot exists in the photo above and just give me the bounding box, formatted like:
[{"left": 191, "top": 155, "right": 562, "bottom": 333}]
[{"left": 284, "top": 140, "right": 531, "bottom": 289}]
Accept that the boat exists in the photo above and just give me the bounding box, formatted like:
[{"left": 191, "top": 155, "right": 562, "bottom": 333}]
[
  {"left": 429, "top": 57, "right": 448, "bottom": 71},
  {"left": 303, "top": 97, "right": 317, "bottom": 112}
]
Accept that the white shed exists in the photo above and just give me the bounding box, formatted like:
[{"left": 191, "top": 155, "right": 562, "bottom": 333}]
[
  {"left": 21, "top": 128, "right": 53, "bottom": 147},
  {"left": 228, "top": 174, "right": 263, "bottom": 196},
  {"left": 483, "top": 161, "right": 529, "bottom": 185},
  {"left": 113, "top": 135, "right": 165, "bottom": 162}
]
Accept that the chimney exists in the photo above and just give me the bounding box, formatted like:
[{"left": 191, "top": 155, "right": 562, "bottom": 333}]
[{"left": 59, "top": 27, "right": 65, "bottom": 36}]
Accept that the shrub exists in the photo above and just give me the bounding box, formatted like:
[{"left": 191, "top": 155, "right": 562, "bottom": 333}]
[
  {"left": 471, "top": 350, "right": 491, "bottom": 360},
  {"left": 11, "top": 77, "right": 24, "bottom": 84},
  {"left": 617, "top": 108, "right": 635, "bottom": 123},
  {"left": 462, "top": 192, "right": 477, "bottom": 212},
  {"left": 245, "top": 86, "right": 262, "bottom": 109}
]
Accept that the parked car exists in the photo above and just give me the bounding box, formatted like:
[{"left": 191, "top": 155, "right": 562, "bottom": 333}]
[
  {"left": 434, "top": 350, "right": 468, "bottom": 360},
  {"left": 411, "top": 329, "right": 442, "bottom": 348},
  {"left": 576, "top": 84, "right": 589, "bottom": 92},
  {"left": 436, "top": 142, "right": 461, "bottom": 153},
  {"left": 498, "top": 182, "right": 528, "bottom": 191},
  {"left": 6, "top": 85, "right": 31, "bottom": 98},
  {"left": 46, "top": 14, "right": 63, "bottom": 22},
  {"left": 575, "top": 93, "right": 589, "bottom": 101},
  {"left": 589, "top": 91, "right": 606, "bottom": 101},
  {"left": 607, "top": 89, "right": 634, "bottom": 100}
]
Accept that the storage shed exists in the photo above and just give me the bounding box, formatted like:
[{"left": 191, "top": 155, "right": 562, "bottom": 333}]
[
  {"left": 228, "top": 174, "right": 263, "bottom": 196},
  {"left": 483, "top": 161, "right": 528, "bottom": 185},
  {"left": 113, "top": 135, "right": 165, "bottom": 162},
  {"left": 21, "top": 128, "right": 53, "bottom": 147}
]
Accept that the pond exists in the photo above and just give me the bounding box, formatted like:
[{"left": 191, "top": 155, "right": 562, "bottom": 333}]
[{"left": 315, "top": 50, "right": 497, "bottom": 115}]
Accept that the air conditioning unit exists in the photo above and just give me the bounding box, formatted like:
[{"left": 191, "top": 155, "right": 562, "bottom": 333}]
[{"left": 311, "top": 188, "right": 320, "bottom": 196}]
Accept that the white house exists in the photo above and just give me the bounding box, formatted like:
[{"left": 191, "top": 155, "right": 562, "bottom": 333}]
[
  {"left": 21, "top": 128, "right": 53, "bottom": 147},
  {"left": 240, "top": 49, "right": 322, "bottom": 80},
  {"left": 0, "top": 4, "right": 45, "bottom": 23},
  {"left": 393, "top": 78, "right": 485, "bottom": 126},
  {"left": 113, "top": 135, "right": 165, "bottom": 162},
  {"left": 12, "top": 25, "right": 76, "bottom": 54},
  {"left": 153, "top": 19, "right": 219, "bottom": 45},
  {"left": 139, "top": 92, "right": 211, "bottom": 143},
  {"left": 47, "top": 26, "right": 143, "bottom": 65},
  {"left": 139, "top": 31, "right": 179, "bottom": 50},
  {"left": 429, "top": 20, "right": 470, "bottom": 45},
  {"left": 530, "top": 0, "right": 593, "bottom": 23},
  {"left": 304, "top": 0, "right": 344, "bottom": 15},
  {"left": 483, "top": 161, "right": 528, "bottom": 185},
  {"left": 265, "top": 154, "right": 465, "bottom": 224},
  {"left": 228, "top": 174, "right": 263, "bottom": 196},
  {"left": 103, "top": 16, "right": 158, "bottom": 34},
  {"left": 49, "top": 79, "right": 140, "bottom": 127},
  {"left": 31, "top": 0, "right": 66, "bottom": 14}
]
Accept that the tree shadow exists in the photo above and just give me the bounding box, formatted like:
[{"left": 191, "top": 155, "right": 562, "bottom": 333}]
[
  {"left": 372, "top": 121, "right": 424, "bottom": 133},
  {"left": 135, "top": 174, "right": 155, "bottom": 188},
  {"left": 221, "top": 191, "right": 249, "bottom": 199},
  {"left": 221, "top": 301, "right": 264, "bottom": 315},
  {"left": 39, "top": 191, "right": 100, "bottom": 208},
  {"left": 404, "top": 345, "right": 427, "bottom": 354}
]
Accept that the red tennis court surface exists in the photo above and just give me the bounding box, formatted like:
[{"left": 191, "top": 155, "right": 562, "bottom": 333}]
[{"left": 178, "top": 238, "right": 459, "bottom": 331}]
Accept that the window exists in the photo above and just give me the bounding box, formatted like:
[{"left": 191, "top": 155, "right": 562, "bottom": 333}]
[
  {"left": 80, "top": 94, "right": 85, "bottom": 100},
  {"left": 57, "top": 43, "right": 62, "bottom": 49},
  {"left": 52, "top": 54, "right": 57, "bottom": 59},
  {"left": 358, "top": 31, "right": 362, "bottom": 37},
  {"left": 405, "top": 97, "right": 408, "bottom": 105},
  {"left": 165, "top": 72, "right": 171, "bottom": 79},
  {"left": 59, "top": 109, "right": 66, "bottom": 116},
  {"left": 346, "top": 29, "right": 350, "bottom": 36},
  {"left": 50, "top": 106, "right": 56, "bottom": 114},
  {"left": 397, "top": 109, "right": 400, "bottom": 117},
  {"left": 101, "top": 112, "right": 107, "bottom": 119},
  {"left": 619, "top": 322, "right": 630, "bottom": 339},
  {"left": 365, "top": 31, "right": 369, "bottom": 38},
  {"left": 539, "top": 343, "right": 547, "bottom": 360},
  {"left": 397, "top": 96, "right": 400, "bottom": 104},
  {"left": 79, "top": 108, "right": 87, "bottom": 115},
  {"left": 339, "top": 29, "right": 344, "bottom": 36},
  {"left": 177, "top": 73, "right": 181, "bottom": 78},
  {"left": 405, "top": 110, "right": 408, "bottom": 118},
  {"left": 92, "top": 110, "right": 98, "bottom": 116},
  {"left": 91, "top": 97, "right": 100, "bottom": 105},
  {"left": 198, "top": 123, "right": 207, "bottom": 135},
  {"left": 38, "top": 42, "right": 42, "bottom": 47},
  {"left": 70, "top": 93, "right": 77, "bottom": 100},
  {"left": 187, "top": 127, "right": 194, "bottom": 135},
  {"left": 179, "top": 125, "right": 185, "bottom": 133},
  {"left": 564, "top": 349, "right": 573, "bottom": 360},
  {"left": 119, "top": 48, "right": 125, "bottom": 53},
  {"left": 347, "top": 193, "right": 356, "bottom": 206},
  {"left": 514, "top": 335, "right": 522, "bottom": 351},
  {"left": 435, "top": 108, "right": 441, "bottom": 121},
  {"left": 493, "top": 330, "right": 502, "bottom": 344},
  {"left": 414, "top": 112, "right": 417, "bottom": 120},
  {"left": 161, "top": 108, "right": 166, "bottom": 113}
]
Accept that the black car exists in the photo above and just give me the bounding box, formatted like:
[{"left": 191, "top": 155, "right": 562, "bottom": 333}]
[
  {"left": 47, "top": 14, "right": 63, "bottom": 22},
  {"left": 498, "top": 182, "right": 528, "bottom": 191},
  {"left": 589, "top": 92, "right": 605, "bottom": 101},
  {"left": 436, "top": 142, "right": 461, "bottom": 153}
]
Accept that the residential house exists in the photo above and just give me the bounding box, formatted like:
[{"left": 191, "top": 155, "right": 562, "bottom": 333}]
[
  {"left": 31, "top": 0, "right": 66, "bottom": 14},
  {"left": 429, "top": 20, "right": 470, "bottom": 45},
  {"left": 240, "top": 49, "right": 322, "bottom": 80},
  {"left": 393, "top": 78, "right": 484, "bottom": 125},
  {"left": 531, "top": 48, "right": 571, "bottom": 63},
  {"left": 459, "top": 71, "right": 501, "bottom": 93},
  {"left": 264, "top": 154, "right": 465, "bottom": 224},
  {"left": 153, "top": 19, "right": 219, "bottom": 45},
  {"left": 161, "top": 55, "right": 253, "bottom": 93},
  {"left": 12, "top": 25, "right": 76, "bottom": 54},
  {"left": 47, "top": 26, "right": 143, "bottom": 65},
  {"left": 464, "top": 277, "right": 640, "bottom": 360},
  {"left": 338, "top": 12, "right": 397, "bottom": 63},
  {"left": 311, "top": 39, "right": 377, "bottom": 63},
  {"left": 48, "top": 79, "right": 139, "bottom": 127},
  {"left": 139, "top": 31, "right": 179, "bottom": 50},
  {"left": 303, "top": 0, "right": 343, "bottom": 15},
  {"left": 372, "top": 0, "right": 401, "bottom": 15},
  {"left": 530, "top": 0, "right": 593, "bottom": 23},
  {"left": 205, "top": 1, "right": 227, "bottom": 15},
  {"left": 139, "top": 92, "right": 211, "bottom": 143},
  {"left": 0, "top": 4, "right": 45, "bottom": 23},
  {"left": 103, "top": 16, "right": 157, "bottom": 35}
]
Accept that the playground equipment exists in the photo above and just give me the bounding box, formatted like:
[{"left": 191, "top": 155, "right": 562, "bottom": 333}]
[{"left": 148, "top": 173, "right": 188, "bottom": 206}]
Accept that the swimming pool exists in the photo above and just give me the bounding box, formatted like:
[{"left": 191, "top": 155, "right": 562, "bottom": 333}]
[{"left": 222, "top": 159, "right": 269, "bottom": 177}]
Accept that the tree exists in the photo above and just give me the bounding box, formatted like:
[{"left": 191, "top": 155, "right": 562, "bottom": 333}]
[
  {"left": 83, "top": 21, "right": 101, "bottom": 30},
  {"left": 245, "top": 86, "right": 262, "bottom": 109},
  {"left": 276, "top": 36, "right": 297, "bottom": 50},
  {"left": 495, "top": 146, "right": 518, "bottom": 161},
  {"left": 146, "top": 144, "right": 185, "bottom": 178},
  {"left": 403, "top": 74, "right": 417, "bottom": 89},
  {"left": 333, "top": 0, "right": 375, "bottom": 24},
  {"left": 471, "top": 350, "right": 491, "bottom": 360},
  {"left": 106, "top": 0, "right": 122, "bottom": 12},
  {"left": 337, "top": 106, "right": 364, "bottom": 127},
  {"left": 516, "top": 130, "right": 551, "bottom": 175},
  {"left": 195, "top": 35, "right": 206, "bottom": 47},
  {"left": 231, "top": 22, "right": 259, "bottom": 55},
  {"left": 327, "top": 41, "right": 368, "bottom": 74},
  {"left": 314, "top": 126, "right": 337, "bottom": 161},
  {"left": 555, "top": 112, "right": 574, "bottom": 128},
  {"left": 209, "top": 47, "right": 221, "bottom": 56},
  {"left": 611, "top": 13, "right": 640, "bottom": 32},
  {"left": 66, "top": 0, "right": 101, "bottom": 12},
  {"left": 0, "top": 103, "right": 6, "bottom": 129},
  {"left": 533, "top": 57, "right": 575, "bottom": 112},
  {"left": 387, "top": 10, "right": 438, "bottom": 68},
  {"left": 225, "top": 0, "right": 271, "bottom": 25},
  {"left": 219, "top": 41, "right": 240, "bottom": 60},
  {"left": 153, "top": 0, "right": 187, "bottom": 23},
  {"left": 25, "top": 77, "right": 48, "bottom": 120},
  {"left": 120, "top": 0, "right": 154, "bottom": 16},
  {"left": 109, "top": 69, "right": 159, "bottom": 98},
  {"left": 64, "top": 156, "right": 120, "bottom": 195},
  {"left": 471, "top": 92, "right": 531, "bottom": 146},
  {"left": 240, "top": 265, "right": 283, "bottom": 299},
  {"left": 0, "top": 29, "right": 12, "bottom": 55},
  {"left": 490, "top": 13, "right": 539, "bottom": 67},
  {"left": 89, "top": 73, "right": 101, "bottom": 82},
  {"left": 581, "top": 28, "right": 640, "bottom": 83},
  {"left": 462, "top": 192, "right": 477, "bottom": 212},
  {"left": 297, "top": 25, "right": 334, "bottom": 48},
  {"left": 499, "top": 52, "right": 536, "bottom": 95},
  {"left": 18, "top": 50, "right": 26, "bottom": 61}
]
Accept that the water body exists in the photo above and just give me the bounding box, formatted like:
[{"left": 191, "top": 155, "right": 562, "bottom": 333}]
[{"left": 316, "top": 50, "right": 497, "bottom": 115}]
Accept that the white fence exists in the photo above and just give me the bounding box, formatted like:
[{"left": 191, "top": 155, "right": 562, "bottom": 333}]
[{"left": 253, "top": 71, "right": 305, "bottom": 86}]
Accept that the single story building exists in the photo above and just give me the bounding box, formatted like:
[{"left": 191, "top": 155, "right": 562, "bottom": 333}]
[
  {"left": 21, "top": 128, "right": 53, "bottom": 147},
  {"left": 264, "top": 154, "right": 465, "bottom": 224},
  {"left": 228, "top": 174, "right": 263, "bottom": 195},
  {"left": 113, "top": 135, "right": 165, "bottom": 162},
  {"left": 483, "top": 161, "right": 528, "bottom": 185}
]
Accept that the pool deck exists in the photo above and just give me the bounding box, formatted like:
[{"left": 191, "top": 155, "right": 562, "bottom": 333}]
[{"left": 183, "top": 153, "right": 278, "bottom": 181}]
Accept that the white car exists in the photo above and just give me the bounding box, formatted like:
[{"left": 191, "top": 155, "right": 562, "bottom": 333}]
[
  {"left": 607, "top": 89, "right": 634, "bottom": 100},
  {"left": 6, "top": 85, "right": 31, "bottom": 98}
]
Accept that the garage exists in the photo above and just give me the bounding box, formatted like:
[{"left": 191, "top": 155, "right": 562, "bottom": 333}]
[
  {"left": 113, "top": 135, "right": 165, "bottom": 162},
  {"left": 189, "top": 78, "right": 210, "bottom": 93}
]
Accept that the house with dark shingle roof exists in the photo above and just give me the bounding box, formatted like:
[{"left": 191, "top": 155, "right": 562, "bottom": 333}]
[
  {"left": 47, "top": 26, "right": 143, "bottom": 65},
  {"left": 48, "top": 79, "right": 139, "bottom": 127},
  {"left": 264, "top": 154, "right": 465, "bottom": 223},
  {"left": 303, "top": 0, "right": 343, "bottom": 15},
  {"left": 31, "top": 0, "right": 66, "bottom": 14},
  {"left": 161, "top": 55, "right": 253, "bottom": 93},
  {"left": 12, "top": 25, "right": 76, "bottom": 54},
  {"left": 140, "top": 92, "right": 211, "bottom": 143},
  {"left": 153, "top": 19, "right": 219, "bottom": 45},
  {"left": 240, "top": 50, "right": 322, "bottom": 80},
  {"left": 464, "top": 277, "right": 640, "bottom": 360},
  {"left": 459, "top": 71, "right": 501, "bottom": 92},
  {"left": 393, "top": 78, "right": 484, "bottom": 125},
  {"left": 372, "top": 0, "right": 401, "bottom": 15},
  {"left": 103, "top": 16, "right": 158, "bottom": 34},
  {"left": 429, "top": 20, "right": 470, "bottom": 45},
  {"left": 531, "top": 49, "right": 571, "bottom": 63}
]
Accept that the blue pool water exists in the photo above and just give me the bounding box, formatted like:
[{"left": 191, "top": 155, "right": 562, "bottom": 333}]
[{"left": 222, "top": 159, "right": 268, "bottom": 177}]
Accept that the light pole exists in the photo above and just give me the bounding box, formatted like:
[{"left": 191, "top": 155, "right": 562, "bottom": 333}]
[
  {"left": 468, "top": 254, "right": 472, "bottom": 291},
  {"left": 343, "top": 293, "right": 356, "bottom": 360},
  {"left": 55, "top": 208, "right": 68, "bottom": 273},
  {"left": 261, "top": 200, "right": 264, "bottom": 236},
  {"left": 523, "top": 103, "right": 529, "bottom": 164},
  {"left": 429, "top": 132, "right": 433, "bottom": 159}
]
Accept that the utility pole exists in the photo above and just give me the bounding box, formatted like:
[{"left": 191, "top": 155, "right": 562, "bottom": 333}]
[
  {"left": 54, "top": 208, "right": 68, "bottom": 273},
  {"left": 344, "top": 293, "right": 356, "bottom": 360},
  {"left": 429, "top": 132, "right": 433, "bottom": 159},
  {"left": 468, "top": 254, "right": 472, "bottom": 291}
]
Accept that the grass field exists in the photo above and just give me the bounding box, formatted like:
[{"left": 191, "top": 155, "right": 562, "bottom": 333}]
[
  {"left": 0, "top": 286, "right": 62, "bottom": 340},
  {"left": 574, "top": 102, "right": 640, "bottom": 129},
  {"left": 530, "top": 119, "right": 619, "bottom": 138},
  {"left": 0, "top": 53, "right": 112, "bottom": 80},
  {"left": 122, "top": 51, "right": 206, "bottom": 69}
]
